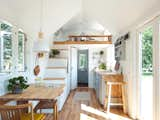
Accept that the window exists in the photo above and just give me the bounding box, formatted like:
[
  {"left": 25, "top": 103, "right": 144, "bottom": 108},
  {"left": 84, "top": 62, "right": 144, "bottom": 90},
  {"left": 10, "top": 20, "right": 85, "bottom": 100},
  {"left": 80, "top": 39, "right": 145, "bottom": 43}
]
[
  {"left": 79, "top": 54, "right": 87, "bottom": 70},
  {"left": 18, "top": 31, "right": 25, "bottom": 71},
  {"left": 0, "top": 21, "right": 26, "bottom": 73},
  {"left": 0, "top": 22, "right": 12, "bottom": 73}
]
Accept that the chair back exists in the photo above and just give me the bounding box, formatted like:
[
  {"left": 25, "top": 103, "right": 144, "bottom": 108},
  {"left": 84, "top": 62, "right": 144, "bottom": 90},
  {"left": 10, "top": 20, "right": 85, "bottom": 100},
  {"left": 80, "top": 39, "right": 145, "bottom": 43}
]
[{"left": 0, "top": 103, "right": 33, "bottom": 120}]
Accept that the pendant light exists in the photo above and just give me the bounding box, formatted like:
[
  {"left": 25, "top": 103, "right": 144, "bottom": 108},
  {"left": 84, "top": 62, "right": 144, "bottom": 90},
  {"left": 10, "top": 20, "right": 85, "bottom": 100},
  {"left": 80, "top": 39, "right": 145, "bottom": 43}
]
[{"left": 33, "top": 0, "right": 49, "bottom": 58}]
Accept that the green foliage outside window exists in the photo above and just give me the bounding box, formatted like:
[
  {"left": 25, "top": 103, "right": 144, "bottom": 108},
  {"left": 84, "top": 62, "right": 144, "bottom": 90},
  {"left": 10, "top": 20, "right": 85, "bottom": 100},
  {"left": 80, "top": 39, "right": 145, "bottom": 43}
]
[
  {"left": 0, "top": 23, "right": 12, "bottom": 72},
  {"left": 142, "top": 27, "right": 153, "bottom": 74},
  {"left": 18, "top": 31, "right": 25, "bottom": 71}
]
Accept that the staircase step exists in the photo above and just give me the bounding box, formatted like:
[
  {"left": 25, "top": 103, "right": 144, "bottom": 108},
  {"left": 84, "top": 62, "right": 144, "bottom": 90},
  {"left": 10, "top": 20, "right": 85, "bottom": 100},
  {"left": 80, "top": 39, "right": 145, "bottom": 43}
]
[
  {"left": 49, "top": 57, "right": 67, "bottom": 59},
  {"left": 46, "top": 67, "right": 67, "bottom": 69},
  {"left": 52, "top": 45, "right": 68, "bottom": 50},
  {"left": 43, "top": 78, "right": 65, "bottom": 80},
  {"left": 47, "top": 59, "right": 67, "bottom": 67},
  {"left": 44, "top": 69, "right": 67, "bottom": 78},
  {"left": 51, "top": 48, "right": 68, "bottom": 51}
]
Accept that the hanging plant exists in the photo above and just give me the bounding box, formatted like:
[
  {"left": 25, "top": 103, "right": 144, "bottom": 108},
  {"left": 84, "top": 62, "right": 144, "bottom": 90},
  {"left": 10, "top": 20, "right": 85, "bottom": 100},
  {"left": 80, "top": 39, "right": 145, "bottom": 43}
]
[
  {"left": 49, "top": 49, "right": 60, "bottom": 58},
  {"left": 99, "top": 62, "right": 107, "bottom": 70},
  {"left": 99, "top": 50, "right": 104, "bottom": 55}
]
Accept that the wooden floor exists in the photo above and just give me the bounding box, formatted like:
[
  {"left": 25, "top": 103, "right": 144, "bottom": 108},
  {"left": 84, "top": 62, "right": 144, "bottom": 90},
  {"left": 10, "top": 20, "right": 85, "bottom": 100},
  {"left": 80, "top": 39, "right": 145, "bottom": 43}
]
[{"left": 45, "top": 88, "right": 131, "bottom": 120}]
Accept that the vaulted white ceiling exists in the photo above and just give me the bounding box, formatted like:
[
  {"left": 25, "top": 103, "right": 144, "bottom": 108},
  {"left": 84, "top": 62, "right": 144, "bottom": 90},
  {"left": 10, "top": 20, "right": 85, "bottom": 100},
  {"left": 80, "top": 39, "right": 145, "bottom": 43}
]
[
  {"left": 2, "top": 0, "right": 160, "bottom": 40},
  {"left": 83, "top": 0, "right": 160, "bottom": 34}
]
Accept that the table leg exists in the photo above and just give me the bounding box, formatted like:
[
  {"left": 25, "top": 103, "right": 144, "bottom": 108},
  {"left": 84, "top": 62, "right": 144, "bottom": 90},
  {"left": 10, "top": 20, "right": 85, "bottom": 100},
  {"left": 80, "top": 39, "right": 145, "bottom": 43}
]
[
  {"left": 107, "top": 84, "right": 112, "bottom": 113},
  {"left": 104, "top": 82, "right": 108, "bottom": 110},
  {"left": 53, "top": 101, "right": 58, "bottom": 120},
  {"left": 17, "top": 100, "right": 29, "bottom": 113}
]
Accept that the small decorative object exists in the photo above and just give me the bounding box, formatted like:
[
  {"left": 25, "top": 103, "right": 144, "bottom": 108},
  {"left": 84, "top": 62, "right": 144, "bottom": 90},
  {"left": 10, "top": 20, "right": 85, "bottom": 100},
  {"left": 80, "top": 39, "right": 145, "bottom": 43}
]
[
  {"left": 99, "top": 63, "right": 107, "bottom": 70},
  {"left": 49, "top": 49, "right": 60, "bottom": 58},
  {"left": 7, "top": 76, "right": 29, "bottom": 94},
  {"left": 35, "top": 77, "right": 44, "bottom": 87},
  {"left": 99, "top": 50, "right": 104, "bottom": 56},
  {"left": 114, "top": 60, "right": 120, "bottom": 72},
  {"left": 34, "top": 65, "right": 40, "bottom": 76},
  {"left": 34, "top": 55, "right": 40, "bottom": 76}
]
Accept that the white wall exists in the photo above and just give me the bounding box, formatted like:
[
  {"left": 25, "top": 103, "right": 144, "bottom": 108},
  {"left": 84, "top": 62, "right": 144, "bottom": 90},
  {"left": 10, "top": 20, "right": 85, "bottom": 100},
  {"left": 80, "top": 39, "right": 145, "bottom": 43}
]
[
  {"left": 0, "top": 2, "right": 20, "bottom": 95},
  {"left": 0, "top": 1, "right": 17, "bottom": 25},
  {"left": 116, "top": 7, "right": 160, "bottom": 119}
]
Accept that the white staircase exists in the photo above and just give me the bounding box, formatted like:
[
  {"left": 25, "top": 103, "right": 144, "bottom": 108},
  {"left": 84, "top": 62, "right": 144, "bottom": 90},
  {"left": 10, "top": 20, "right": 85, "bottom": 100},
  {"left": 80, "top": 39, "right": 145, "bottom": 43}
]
[{"left": 43, "top": 45, "right": 70, "bottom": 111}]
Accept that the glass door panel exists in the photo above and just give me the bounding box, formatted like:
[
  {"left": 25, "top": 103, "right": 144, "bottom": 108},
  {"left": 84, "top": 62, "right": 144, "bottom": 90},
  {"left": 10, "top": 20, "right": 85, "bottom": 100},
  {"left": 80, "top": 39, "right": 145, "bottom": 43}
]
[{"left": 139, "top": 26, "right": 153, "bottom": 120}]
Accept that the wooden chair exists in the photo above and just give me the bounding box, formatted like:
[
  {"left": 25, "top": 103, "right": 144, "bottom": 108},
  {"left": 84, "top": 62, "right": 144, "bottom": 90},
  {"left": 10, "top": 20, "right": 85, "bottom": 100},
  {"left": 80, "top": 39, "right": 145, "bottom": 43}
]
[
  {"left": 34, "top": 100, "right": 58, "bottom": 120},
  {"left": 0, "top": 103, "right": 45, "bottom": 120}
]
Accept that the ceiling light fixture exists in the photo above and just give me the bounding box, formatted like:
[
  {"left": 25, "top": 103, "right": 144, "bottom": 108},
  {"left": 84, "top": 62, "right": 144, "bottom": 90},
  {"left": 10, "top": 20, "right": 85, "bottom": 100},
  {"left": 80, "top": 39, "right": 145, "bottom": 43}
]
[{"left": 33, "top": 0, "right": 49, "bottom": 58}]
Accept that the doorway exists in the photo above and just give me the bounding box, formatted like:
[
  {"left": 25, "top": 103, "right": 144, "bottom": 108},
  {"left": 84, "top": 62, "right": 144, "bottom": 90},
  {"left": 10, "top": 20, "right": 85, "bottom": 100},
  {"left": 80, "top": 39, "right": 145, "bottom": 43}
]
[
  {"left": 138, "top": 26, "right": 153, "bottom": 120},
  {"left": 77, "top": 49, "right": 88, "bottom": 87}
]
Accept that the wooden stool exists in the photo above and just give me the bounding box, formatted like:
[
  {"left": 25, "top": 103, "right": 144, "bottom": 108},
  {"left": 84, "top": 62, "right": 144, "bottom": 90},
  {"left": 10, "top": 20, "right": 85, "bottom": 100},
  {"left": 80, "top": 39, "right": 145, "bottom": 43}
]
[{"left": 104, "top": 81, "right": 126, "bottom": 113}]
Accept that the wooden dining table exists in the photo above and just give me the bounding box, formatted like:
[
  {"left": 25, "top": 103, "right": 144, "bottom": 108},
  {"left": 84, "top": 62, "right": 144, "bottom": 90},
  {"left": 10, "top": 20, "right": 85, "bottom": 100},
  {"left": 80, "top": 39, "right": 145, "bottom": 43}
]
[{"left": 0, "top": 84, "right": 65, "bottom": 120}]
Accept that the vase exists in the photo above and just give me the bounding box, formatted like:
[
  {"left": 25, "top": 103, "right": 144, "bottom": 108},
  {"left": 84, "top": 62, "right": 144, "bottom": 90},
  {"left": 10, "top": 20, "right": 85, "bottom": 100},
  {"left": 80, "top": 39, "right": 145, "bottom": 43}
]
[{"left": 12, "top": 88, "right": 22, "bottom": 94}]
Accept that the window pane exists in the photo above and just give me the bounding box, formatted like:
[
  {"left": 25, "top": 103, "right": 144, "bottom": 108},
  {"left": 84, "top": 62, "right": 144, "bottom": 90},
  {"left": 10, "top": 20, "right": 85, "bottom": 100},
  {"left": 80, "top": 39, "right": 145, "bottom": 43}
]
[
  {"left": 79, "top": 54, "right": 87, "bottom": 70},
  {"left": 140, "top": 26, "right": 153, "bottom": 120},
  {"left": 0, "top": 23, "right": 12, "bottom": 72},
  {"left": 1, "top": 23, "right": 12, "bottom": 32},
  {"left": 18, "top": 31, "right": 25, "bottom": 71}
]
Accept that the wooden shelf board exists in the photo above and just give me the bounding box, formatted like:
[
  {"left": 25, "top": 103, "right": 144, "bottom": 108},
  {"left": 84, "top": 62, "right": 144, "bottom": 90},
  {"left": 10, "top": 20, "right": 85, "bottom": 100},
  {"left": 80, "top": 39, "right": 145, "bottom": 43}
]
[{"left": 54, "top": 40, "right": 112, "bottom": 45}]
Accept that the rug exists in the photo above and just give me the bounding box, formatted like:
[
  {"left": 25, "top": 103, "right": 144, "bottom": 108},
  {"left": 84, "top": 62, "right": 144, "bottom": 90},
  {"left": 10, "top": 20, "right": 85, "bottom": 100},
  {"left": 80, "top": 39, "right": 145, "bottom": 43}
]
[{"left": 73, "top": 92, "right": 91, "bottom": 101}]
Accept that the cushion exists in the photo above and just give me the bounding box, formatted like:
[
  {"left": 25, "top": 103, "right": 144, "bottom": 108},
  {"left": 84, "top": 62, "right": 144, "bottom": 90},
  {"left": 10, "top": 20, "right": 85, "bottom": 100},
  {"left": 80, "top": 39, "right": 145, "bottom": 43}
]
[{"left": 20, "top": 113, "right": 45, "bottom": 120}]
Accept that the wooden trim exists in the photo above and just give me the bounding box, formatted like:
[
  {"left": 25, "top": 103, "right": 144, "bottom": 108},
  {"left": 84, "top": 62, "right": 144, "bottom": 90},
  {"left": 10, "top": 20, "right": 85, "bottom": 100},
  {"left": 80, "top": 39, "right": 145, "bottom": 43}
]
[
  {"left": 54, "top": 40, "right": 112, "bottom": 45},
  {"left": 43, "top": 78, "right": 65, "bottom": 80},
  {"left": 46, "top": 67, "right": 67, "bottom": 69}
]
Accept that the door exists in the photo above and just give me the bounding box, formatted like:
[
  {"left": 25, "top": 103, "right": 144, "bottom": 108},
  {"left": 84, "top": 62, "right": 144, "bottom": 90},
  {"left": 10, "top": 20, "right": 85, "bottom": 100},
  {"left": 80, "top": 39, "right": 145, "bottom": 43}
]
[
  {"left": 138, "top": 25, "right": 153, "bottom": 120},
  {"left": 71, "top": 47, "right": 78, "bottom": 89},
  {"left": 77, "top": 49, "right": 88, "bottom": 86}
]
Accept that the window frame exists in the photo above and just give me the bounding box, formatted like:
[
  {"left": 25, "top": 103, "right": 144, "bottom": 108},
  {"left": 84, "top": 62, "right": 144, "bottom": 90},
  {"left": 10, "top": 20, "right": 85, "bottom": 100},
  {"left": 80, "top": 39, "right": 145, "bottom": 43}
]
[
  {"left": 0, "top": 21, "right": 26, "bottom": 74},
  {"left": 17, "top": 30, "right": 26, "bottom": 72},
  {"left": 0, "top": 22, "right": 13, "bottom": 74}
]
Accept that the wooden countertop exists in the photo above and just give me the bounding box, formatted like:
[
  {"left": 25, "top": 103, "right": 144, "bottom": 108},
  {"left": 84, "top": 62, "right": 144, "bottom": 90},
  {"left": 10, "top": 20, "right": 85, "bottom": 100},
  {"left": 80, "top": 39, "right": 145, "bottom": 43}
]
[
  {"left": 0, "top": 84, "right": 65, "bottom": 101},
  {"left": 95, "top": 69, "right": 120, "bottom": 75},
  {"left": 95, "top": 69, "right": 123, "bottom": 82}
]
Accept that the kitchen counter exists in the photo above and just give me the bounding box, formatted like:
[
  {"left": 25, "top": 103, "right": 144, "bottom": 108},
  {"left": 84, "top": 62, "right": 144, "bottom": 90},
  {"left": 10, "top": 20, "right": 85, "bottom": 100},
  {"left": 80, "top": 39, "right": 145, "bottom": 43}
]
[
  {"left": 95, "top": 70, "right": 117, "bottom": 75},
  {"left": 94, "top": 69, "right": 123, "bottom": 105}
]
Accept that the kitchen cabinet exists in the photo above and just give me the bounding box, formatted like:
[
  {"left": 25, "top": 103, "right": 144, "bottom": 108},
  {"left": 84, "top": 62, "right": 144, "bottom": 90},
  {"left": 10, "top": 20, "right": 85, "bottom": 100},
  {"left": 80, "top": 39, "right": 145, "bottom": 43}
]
[{"left": 94, "top": 70, "right": 123, "bottom": 105}]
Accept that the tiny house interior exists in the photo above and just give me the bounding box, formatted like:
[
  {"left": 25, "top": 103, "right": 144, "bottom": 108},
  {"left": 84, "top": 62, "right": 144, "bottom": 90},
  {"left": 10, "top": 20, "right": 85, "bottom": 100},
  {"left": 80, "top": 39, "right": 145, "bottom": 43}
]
[{"left": 0, "top": 0, "right": 160, "bottom": 120}]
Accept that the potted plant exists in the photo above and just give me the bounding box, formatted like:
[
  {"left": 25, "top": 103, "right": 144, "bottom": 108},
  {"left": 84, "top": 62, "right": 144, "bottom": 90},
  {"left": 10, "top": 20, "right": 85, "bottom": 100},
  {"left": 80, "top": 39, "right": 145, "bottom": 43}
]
[
  {"left": 7, "top": 76, "right": 29, "bottom": 94},
  {"left": 49, "top": 49, "right": 60, "bottom": 58},
  {"left": 99, "top": 62, "right": 107, "bottom": 70}
]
